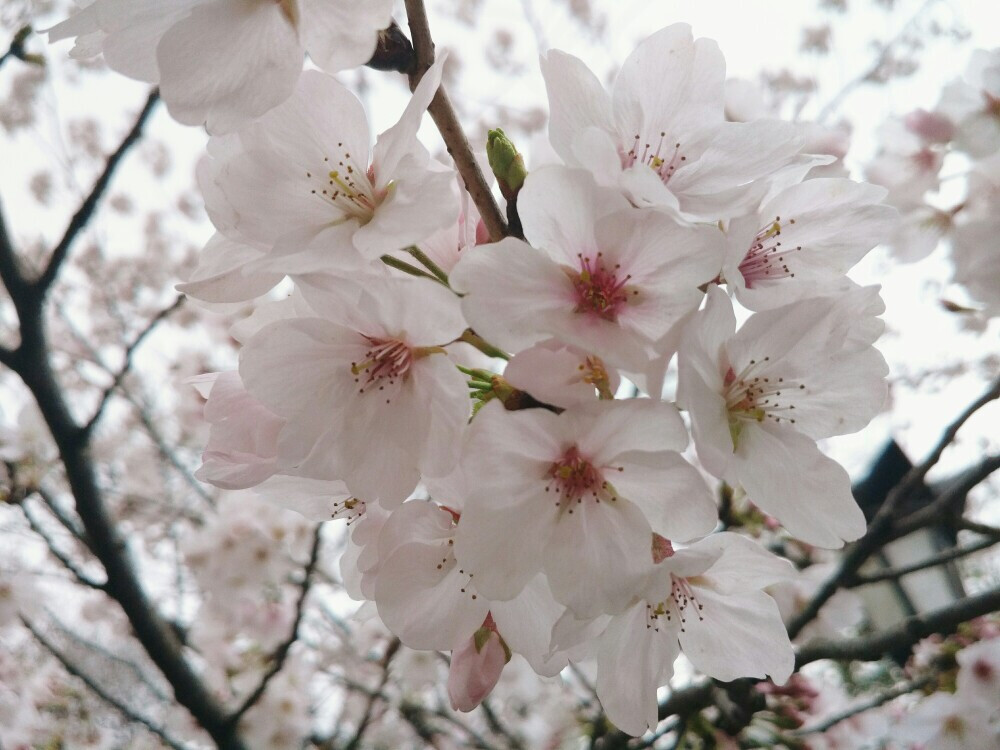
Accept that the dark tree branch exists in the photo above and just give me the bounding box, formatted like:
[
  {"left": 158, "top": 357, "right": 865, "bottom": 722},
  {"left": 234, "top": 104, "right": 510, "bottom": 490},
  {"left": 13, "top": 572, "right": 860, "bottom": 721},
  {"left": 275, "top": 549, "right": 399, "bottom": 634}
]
[
  {"left": 0, "top": 27, "right": 34, "bottom": 71},
  {"left": 794, "top": 675, "right": 933, "bottom": 735},
  {"left": 82, "top": 294, "right": 185, "bottom": 437},
  {"left": 788, "top": 376, "right": 1000, "bottom": 639},
  {"left": 227, "top": 524, "right": 323, "bottom": 726},
  {"left": 796, "top": 585, "right": 1000, "bottom": 666},
  {"left": 34, "top": 89, "right": 160, "bottom": 297},
  {"left": 402, "top": 0, "right": 509, "bottom": 242},
  {"left": 1, "top": 165, "right": 247, "bottom": 748},
  {"left": 24, "top": 617, "right": 193, "bottom": 750}
]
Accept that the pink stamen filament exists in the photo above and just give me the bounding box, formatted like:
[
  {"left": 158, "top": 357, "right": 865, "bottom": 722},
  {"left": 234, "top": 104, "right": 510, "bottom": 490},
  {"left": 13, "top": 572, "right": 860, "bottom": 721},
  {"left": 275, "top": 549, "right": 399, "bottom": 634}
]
[
  {"left": 571, "top": 252, "right": 635, "bottom": 321},
  {"left": 621, "top": 131, "right": 687, "bottom": 184},
  {"left": 739, "top": 216, "right": 801, "bottom": 288}
]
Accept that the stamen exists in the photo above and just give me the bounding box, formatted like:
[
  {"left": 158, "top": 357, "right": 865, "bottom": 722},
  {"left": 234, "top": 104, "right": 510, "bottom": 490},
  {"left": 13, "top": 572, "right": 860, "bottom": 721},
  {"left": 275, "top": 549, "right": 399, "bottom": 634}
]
[
  {"left": 570, "top": 253, "right": 635, "bottom": 321},
  {"left": 738, "top": 216, "right": 802, "bottom": 288}
]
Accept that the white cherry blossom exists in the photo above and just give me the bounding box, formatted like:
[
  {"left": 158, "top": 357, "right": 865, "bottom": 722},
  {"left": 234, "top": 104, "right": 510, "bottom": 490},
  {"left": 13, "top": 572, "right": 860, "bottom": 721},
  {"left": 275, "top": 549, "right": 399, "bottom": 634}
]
[
  {"left": 47, "top": 0, "right": 393, "bottom": 133},
  {"left": 721, "top": 178, "right": 896, "bottom": 310},
  {"left": 540, "top": 23, "right": 802, "bottom": 220},
  {"left": 451, "top": 166, "right": 724, "bottom": 373},
  {"left": 194, "top": 57, "right": 458, "bottom": 293},
  {"left": 454, "top": 398, "right": 716, "bottom": 617},
  {"left": 557, "top": 532, "right": 794, "bottom": 736},
  {"left": 239, "top": 275, "right": 469, "bottom": 505},
  {"left": 677, "top": 286, "right": 887, "bottom": 547}
]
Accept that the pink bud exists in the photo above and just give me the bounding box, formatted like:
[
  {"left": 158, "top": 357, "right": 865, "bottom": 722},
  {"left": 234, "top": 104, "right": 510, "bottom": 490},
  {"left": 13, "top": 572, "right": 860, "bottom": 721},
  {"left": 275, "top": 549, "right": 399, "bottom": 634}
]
[
  {"left": 904, "top": 109, "right": 956, "bottom": 143},
  {"left": 447, "top": 620, "right": 509, "bottom": 712}
]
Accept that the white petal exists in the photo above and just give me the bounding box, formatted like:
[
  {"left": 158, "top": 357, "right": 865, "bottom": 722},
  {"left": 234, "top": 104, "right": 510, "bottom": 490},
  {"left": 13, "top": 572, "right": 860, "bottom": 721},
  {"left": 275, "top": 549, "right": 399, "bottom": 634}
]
[
  {"left": 540, "top": 49, "right": 615, "bottom": 166},
  {"left": 733, "top": 422, "right": 866, "bottom": 547},
  {"left": 300, "top": 0, "right": 392, "bottom": 73},
  {"left": 678, "top": 588, "right": 794, "bottom": 684},
  {"left": 596, "top": 602, "right": 678, "bottom": 737},
  {"left": 544, "top": 495, "right": 653, "bottom": 617},
  {"left": 156, "top": 0, "right": 303, "bottom": 133}
]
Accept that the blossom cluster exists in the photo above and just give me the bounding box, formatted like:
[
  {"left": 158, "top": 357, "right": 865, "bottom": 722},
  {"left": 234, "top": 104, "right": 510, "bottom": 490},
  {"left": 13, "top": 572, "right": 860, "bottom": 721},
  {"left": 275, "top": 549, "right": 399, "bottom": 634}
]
[
  {"left": 869, "top": 47, "right": 1000, "bottom": 316},
  {"left": 49, "top": 8, "right": 896, "bottom": 736}
]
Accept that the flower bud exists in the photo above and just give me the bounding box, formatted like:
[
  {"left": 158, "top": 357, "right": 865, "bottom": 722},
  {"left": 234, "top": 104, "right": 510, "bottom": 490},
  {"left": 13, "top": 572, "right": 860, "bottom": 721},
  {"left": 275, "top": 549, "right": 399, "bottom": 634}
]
[
  {"left": 487, "top": 128, "right": 528, "bottom": 200},
  {"left": 447, "top": 615, "right": 511, "bottom": 712}
]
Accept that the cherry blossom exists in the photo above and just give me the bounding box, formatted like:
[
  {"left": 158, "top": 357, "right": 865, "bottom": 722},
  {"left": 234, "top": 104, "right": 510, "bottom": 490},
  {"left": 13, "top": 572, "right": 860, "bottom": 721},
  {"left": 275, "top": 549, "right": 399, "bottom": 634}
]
[
  {"left": 239, "top": 275, "right": 469, "bottom": 505},
  {"left": 540, "top": 23, "right": 802, "bottom": 220},
  {"left": 192, "top": 57, "right": 457, "bottom": 295},
  {"left": 454, "top": 398, "right": 716, "bottom": 617},
  {"left": 721, "top": 178, "right": 896, "bottom": 310},
  {"left": 451, "top": 166, "right": 724, "bottom": 373},
  {"left": 555, "top": 532, "right": 795, "bottom": 736},
  {"left": 677, "top": 286, "right": 887, "bottom": 547},
  {"left": 47, "top": 0, "right": 393, "bottom": 133}
]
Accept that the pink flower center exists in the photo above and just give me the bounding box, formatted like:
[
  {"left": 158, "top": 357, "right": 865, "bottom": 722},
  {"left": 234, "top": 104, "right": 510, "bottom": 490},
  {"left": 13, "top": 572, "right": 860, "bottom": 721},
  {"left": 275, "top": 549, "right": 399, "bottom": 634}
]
[
  {"left": 738, "top": 216, "right": 801, "bottom": 288},
  {"left": 571, "top": 253, "right": 634, "bottom": 321},
  {"left": 545, "top": 446, "right": 623, "bottom": 512},
  {"left": 972, "top": 658, "right": 995, "bottom": 682},
  {"left": 621, "top": 131, "right": 687, "bottom": 184},
  {"left": 724, "top": 359, "right": 805, "bottom": 426},
  {"left": 351, "top": 336, "right": 413, "bottom": 400}
]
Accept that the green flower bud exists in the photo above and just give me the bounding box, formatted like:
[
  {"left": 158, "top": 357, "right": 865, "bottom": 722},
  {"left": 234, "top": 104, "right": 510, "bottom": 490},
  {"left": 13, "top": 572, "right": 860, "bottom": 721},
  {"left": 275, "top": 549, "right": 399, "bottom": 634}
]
[{"left": 487, "top": 128, "right": 528, "bottom": 200}]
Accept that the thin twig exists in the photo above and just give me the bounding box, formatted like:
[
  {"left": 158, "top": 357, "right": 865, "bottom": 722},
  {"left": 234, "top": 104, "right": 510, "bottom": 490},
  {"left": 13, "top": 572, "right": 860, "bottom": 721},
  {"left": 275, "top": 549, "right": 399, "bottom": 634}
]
[
  {"left": 24, "top": 618, "right": 192, "bottom": 750},
  {"left": 403, "top": 0, "right": 508, "bottom": 241},
  {"left": 227, "top": 524, "right": 324, "bottom": 725},
  {"left": 34, "top": 89, "right": 160, "bottom": 296},
  {"left": 343, "top": 637, "right": 402, "bottom": 750},
  {"left": 849, "top": 535, "right": 1000, "bottom": 586},
  {"left": 20, "top": 498, "right": 105, "bottom": 590},
  {"left": 794, "top": 675, "right": 933, "bottom": 735},
  {"left": 82, "top": 295, "right": 184, "bottom": 437}
]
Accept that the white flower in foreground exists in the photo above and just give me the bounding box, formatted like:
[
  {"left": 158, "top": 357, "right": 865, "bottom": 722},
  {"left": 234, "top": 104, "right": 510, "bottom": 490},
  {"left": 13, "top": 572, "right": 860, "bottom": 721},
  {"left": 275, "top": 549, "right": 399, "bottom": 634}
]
[
  {"left": 540, "top": 23, "right": 802, "bottom": 220},
  {"left": 254, "top": 475, "right": 360, "bottom": 524},
  {"left": 454, "top": 398, "right": 716, "bottom": 617},
  {"left": 721, "top": 178, "right": 896, "bottom": 310},
  {"left": 239, "top": 276, "right": 469, "bottom": 505},
  {"left": 678, "top": 286, "right": 887, "bottom": 547},
  {"left": 558, "top": 532, "right": 794, "bottom": 736},
  {"left": 192, "top": 58, "right": 457, "bottom": 296},
  {"left": 451, "top": 166, "right": 724, "bottom": 372},
  {"left": 47, "top": 0, "right": 393, "bottom": 133}
]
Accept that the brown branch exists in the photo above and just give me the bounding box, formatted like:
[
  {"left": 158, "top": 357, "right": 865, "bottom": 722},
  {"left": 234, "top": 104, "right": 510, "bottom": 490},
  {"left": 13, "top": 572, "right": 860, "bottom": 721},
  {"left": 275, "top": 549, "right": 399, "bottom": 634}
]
[
  {"left": 0, "top": 27, "right": 34, "bottom": 71},
  {"left": 24, "top": 617, "right": 193, "bottom": 750},
  {"left": 343, "top": 637, "right": 402, "bottom": 750},
  {"left": 796, "top": 586, "right": 1000, "bottom": 666},
  {"left": 794, "top": 674, "right": 933, "bottom": 735},
  {"left": 849, "top": 535, "right": 1000, "bottom": 586},
  {"left": 34, "top": 88, "right": 160, "bottom": 296},
  {"left": 403, "top": 0, "right": 508, "bottom": 242},
  {"left": 787, "top": 376, "right": 1000, "bottom": 639},
  {"left": 81, "top": 294, "right": 185, "bottom": 437},
  {"left": 227, "top": 524, "right": 323, "bottom": 726}
]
